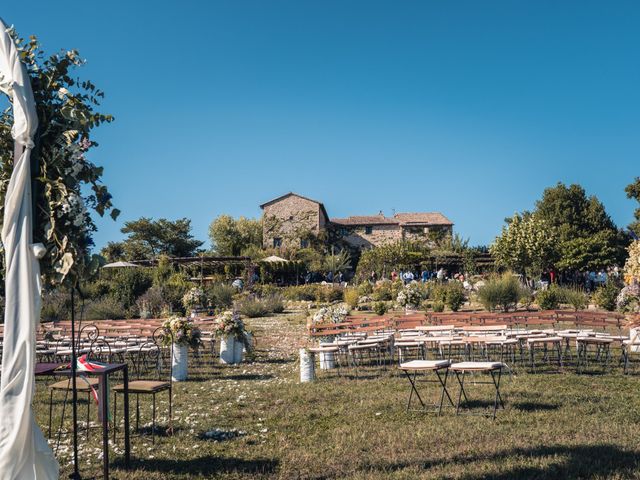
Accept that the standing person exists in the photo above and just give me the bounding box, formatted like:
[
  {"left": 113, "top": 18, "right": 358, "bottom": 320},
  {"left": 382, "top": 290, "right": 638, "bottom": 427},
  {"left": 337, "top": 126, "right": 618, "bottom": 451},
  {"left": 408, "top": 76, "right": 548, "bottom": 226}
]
[
  {"left": 391, "top": 270, "right": 398, "bottom": 282},
  {"left": 337, "top": 271, "right": 344, "bottom": 285},
  {"left": 403, "top": 270, "right": 414, "bottom": 284},
  {"left": 326, "top": 271, "right": 334, "bottom": 283},
  {"left": 588, "top": 271, "right": 596, "bottom": 291},
  {"left": 370, "top": 271, "right": 378, "bottom": 284},
  {"left": 436, "top": 268, "right": 445, "bottom": 282},
  {"left": 421, "top": 269, "right": 428, "bottom": 283}
]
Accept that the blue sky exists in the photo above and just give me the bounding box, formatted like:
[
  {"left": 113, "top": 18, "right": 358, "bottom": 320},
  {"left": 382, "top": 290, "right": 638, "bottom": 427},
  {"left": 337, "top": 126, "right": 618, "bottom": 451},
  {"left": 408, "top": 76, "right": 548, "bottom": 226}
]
[{"left": 4, "top": 1, "right": 640, "bottom": 249}]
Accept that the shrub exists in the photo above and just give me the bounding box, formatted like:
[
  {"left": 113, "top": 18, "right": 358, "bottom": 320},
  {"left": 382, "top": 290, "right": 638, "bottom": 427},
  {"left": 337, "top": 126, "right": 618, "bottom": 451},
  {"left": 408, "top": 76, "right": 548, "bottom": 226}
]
[
  {"left": 430, "top": 284, "right": 447, "bottom": 303},
  {"left": 136, "top": 286, "right": 167, "bottom": 318},
  {"left": 110, "top": 268, "right": 153, "bottom": 308},
  {"left": 536, "top": 286, "right": 561, "bottom": 310},
  {"left": 250, "top": 283, "right": 279, "bottom": 297},
  {"left": 84, "top": 297, "right": 127, "bottom": 320},
  {"left": 41, "top": 291, "right": 70, "bottom": 322},
  {"left": 593, "top": 281, "right": 620, "bottom": 311},
  {"left": 357, "top": 282, "right": 373, "bottom": 296},
  {"left": 372, "top": 281, "right": 394, "bottom": 301},
  {"left": 429, "top": 282, "right": 466, "bottom": 311},
  {"left": 344, "top": 288, "right": 360, "bottom": 309},
  {"left": 80, "top": 280, "right": 111, "bottom": 300},
  {"left": 432, "top": 300, "right": 445, "bottom": 312},
  {"left": 262, "top": 294, "right": 285, "bottom": 314},
  {"left": 373, "top": 301, "right": 388, "bottom": 316},
  {"left": 282, "top": 285, "right": 318, "bottom": 301},
  {"left": 477, "top": 274, "right": 521, "bottom": 312},
  {"left": 519, "top": 286, "right": 535, "bottom": 310},
  {"left": 235, "top": 297, "right": 269, "bottom": 318},
  {"left": 560, "top": 286, "right": 588, "bottom": 311},
  {"left": 235, "top": 294, "right": 285, "bottom": 317},
  {"left": 207, "top": 283, "right": 236, "bottom": 310},
  {"left": 445, "top": 282, "right": 466, "bottom": 312},
  {"left": 317, "top": 286, "right": 344, "bottom": 303}
]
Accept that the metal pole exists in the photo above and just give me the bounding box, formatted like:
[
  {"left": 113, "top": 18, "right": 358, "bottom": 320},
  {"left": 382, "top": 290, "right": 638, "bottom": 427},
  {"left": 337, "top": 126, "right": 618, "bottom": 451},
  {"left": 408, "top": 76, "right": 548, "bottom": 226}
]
[{"left": 69, "top": 288, "right": 81, "bottom": 479}]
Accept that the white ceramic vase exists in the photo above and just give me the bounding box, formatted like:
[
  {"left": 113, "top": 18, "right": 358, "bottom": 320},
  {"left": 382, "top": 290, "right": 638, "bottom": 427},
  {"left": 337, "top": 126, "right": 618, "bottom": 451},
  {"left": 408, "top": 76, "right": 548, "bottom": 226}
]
[
  {"left": 299, "top": 349, "right": 315, "bottom": 383},
  {"left": 172, "top": 343, "right": 188, "bottom": 381},
  {"left": 220, "top": 335, "right": 244, "bottom": 364},
  {"left": 319, "top": 351, "right": 336, "bottom": 369}
]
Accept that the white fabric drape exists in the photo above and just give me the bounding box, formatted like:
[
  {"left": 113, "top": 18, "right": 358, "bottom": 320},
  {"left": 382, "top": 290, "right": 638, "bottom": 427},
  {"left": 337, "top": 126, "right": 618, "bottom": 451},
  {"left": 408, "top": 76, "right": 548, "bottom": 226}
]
[{"left": 0, "top": 18, "right": 60, "bottom": 479}]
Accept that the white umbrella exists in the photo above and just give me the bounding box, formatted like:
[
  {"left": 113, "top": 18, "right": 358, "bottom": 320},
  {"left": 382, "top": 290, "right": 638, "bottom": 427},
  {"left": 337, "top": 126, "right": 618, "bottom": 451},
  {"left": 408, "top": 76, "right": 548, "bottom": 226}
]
[
  {"left": 261, "top": 255, "right": 289, "bottom": 263},
  {"left": 0, "top": 18, "right": 59, "bottom": 479},
  {"left": 103, "top": 260, "right": 140, "bottom": 268}
]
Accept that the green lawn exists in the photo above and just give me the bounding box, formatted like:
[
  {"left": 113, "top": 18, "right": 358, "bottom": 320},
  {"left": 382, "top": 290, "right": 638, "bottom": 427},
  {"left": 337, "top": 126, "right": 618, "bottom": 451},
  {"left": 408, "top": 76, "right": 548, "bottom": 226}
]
[{"left": 35, "top": 312, "right": 640, "bottom": 479}]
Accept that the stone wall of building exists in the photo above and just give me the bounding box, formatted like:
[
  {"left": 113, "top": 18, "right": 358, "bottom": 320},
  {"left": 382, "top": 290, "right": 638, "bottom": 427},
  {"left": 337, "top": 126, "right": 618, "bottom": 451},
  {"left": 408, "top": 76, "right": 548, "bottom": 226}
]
[
  {"left": 340, "top": 224, "right": 403, "bottom": 249},
  {"left": 262, "top": 195, "right": 323, "bottom": 249},
  {"left": 402, "top": 225, "right": 453, "bottom": 243}
]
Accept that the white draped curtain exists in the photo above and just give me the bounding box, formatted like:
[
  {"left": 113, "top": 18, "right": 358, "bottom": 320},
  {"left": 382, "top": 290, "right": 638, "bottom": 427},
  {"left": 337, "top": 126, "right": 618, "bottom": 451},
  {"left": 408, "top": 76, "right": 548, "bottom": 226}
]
[{"left": 0, "top": 18, "right": 60, "bottom": 479}]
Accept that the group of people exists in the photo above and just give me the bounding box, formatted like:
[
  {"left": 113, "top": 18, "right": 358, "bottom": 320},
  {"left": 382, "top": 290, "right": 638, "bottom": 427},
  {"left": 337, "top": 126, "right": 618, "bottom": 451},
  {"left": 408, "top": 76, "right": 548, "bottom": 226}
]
[
  {"left": 539, "top": 266, "right": 620, "bottom": 291},
  {"left": 369, "top": 267, "right": 462, "bottom": 285}
]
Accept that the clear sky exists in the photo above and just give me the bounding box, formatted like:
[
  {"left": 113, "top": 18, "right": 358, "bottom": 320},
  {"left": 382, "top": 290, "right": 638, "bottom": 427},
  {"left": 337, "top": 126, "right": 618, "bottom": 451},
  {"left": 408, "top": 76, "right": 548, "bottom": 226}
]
[{"left": 3, "top": 1, "right": 639, "bottom": 249}]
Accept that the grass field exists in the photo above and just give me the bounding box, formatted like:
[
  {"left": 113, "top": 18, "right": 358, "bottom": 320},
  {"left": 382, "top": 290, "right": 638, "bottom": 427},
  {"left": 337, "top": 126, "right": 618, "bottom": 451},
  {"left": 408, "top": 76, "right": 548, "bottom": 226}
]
[{"left": 35, "top": 311, "right": 640, "bottom": 479}]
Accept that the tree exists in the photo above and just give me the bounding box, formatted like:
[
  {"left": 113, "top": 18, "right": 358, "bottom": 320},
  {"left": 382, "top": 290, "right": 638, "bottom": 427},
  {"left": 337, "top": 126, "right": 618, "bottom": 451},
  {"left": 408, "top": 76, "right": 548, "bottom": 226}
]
[
  {"left": 490, "top": 213, "right": 558, "bottom": 278},
  {"left": 103, "top": 217, "right": 203, "bottom": 260},
  {"left": 322, "top": 249, "right": 351, "bottom": 274},
  {"left": 533, "top": 183, "right": 627, "bottom": 271},
  {"left": 208, "top": 215, "right": 262, "bottom": 256},
  {"left": 0, "top": 31, "right": 119, "bottom": 286},
  {"left": 355, "top": 240, "right": 431, "bottom": 279},
  {"left": 100, "top": 242, "right": 126, "bottom": 262},
  {"left": 625, "top": 177, "right": 640, "bottom": 236}
]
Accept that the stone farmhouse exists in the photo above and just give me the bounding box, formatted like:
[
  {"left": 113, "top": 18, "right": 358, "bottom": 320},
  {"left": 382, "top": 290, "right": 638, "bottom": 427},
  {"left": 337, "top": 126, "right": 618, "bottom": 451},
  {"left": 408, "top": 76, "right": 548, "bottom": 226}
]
[{"left": 260, "top": 192, "right": 453, "bottom": 251}]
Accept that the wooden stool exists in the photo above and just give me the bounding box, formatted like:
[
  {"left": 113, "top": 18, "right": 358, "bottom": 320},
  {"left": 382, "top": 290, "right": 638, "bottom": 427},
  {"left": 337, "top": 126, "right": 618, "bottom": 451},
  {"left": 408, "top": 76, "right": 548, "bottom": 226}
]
[
  {"left": 449, "top": 361, "right": 506, "bottom": 420},
  {"left": 526, "top": 336, "right": 563, "bottom": 370},
  {"left": 399, "top": 360, "right": 453, "bottom": 414}
]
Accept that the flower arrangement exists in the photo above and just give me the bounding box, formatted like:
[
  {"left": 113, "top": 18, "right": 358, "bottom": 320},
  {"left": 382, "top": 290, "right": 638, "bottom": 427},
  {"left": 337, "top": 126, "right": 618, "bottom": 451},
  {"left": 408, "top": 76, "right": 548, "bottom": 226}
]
[
  {"left": 182, "top": 286, "right": 206, "bottom": 311},
  {"left": 312, "top": 304, "right": 349, "bottom": 325},
  {"left": 162, "top": 316, "right": 202, "bottom": 349},
  {"left": 396, "top": 282, "right": 424, "bottom": 308},
  {"left": 213, "top": 310, "right": 252, "bottom": 348}
]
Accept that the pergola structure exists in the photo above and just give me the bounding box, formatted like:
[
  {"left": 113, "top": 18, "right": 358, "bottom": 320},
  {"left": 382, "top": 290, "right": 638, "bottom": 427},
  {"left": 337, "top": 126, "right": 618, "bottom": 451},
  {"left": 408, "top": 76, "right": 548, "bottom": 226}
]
[{"left": 129, "top": 255, "right": 255, "bottom": 284}]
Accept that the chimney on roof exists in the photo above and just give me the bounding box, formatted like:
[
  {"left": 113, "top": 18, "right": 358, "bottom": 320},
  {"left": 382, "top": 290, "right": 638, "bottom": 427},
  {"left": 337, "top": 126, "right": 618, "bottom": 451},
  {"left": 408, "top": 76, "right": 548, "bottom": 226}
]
[{"left": 378, "top": 210, "right": 384, "bottom": 216}]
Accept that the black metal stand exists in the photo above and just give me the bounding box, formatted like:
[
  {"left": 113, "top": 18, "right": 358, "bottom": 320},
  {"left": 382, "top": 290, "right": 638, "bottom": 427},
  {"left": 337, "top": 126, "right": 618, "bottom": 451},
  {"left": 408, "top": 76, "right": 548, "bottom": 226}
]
[{"left": 69, "top": 288, "right": 81, "bottom": 480}]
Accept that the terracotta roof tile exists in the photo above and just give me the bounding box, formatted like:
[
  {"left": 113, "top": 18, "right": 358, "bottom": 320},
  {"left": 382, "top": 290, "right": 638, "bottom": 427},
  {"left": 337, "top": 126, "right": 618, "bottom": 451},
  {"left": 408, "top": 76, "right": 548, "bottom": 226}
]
[
  {"left": 393, "top": 212, "right": 453, "bottom": 225},
  {"left": 330, "top": 215, "right": 399, "bottom": 226}
]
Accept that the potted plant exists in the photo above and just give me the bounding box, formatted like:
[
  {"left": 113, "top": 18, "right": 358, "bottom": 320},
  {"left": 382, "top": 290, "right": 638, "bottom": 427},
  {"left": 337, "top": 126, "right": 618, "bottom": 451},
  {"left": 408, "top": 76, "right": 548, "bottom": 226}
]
[
  {"left": 213, "top": 311, "right": 252, "bottom": 364},
  {"left": 161, "top": 316, "right": 202, "bottom": 381}
]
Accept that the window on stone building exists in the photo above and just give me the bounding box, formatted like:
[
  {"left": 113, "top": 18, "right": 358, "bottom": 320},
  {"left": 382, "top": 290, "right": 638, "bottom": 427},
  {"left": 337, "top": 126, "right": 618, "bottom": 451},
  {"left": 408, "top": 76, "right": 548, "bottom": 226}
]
[
  {"left": 365, "top": 226, "right": 373, "bottom": 235},
  {"left": 273, "top": 237, "right": 282, "bottom": 248}
]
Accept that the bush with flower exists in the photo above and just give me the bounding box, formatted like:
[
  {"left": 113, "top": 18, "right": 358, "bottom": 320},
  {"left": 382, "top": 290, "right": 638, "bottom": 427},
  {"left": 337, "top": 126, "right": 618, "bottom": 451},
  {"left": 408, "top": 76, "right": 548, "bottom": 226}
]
[
  {"left": 396, "top": 282, "right": 425, "bottom": 309},
  {"left": 182, "top": 286, "right": 206, "bottom": 311},
  {"left": 624, "top": 241, "right": 640, "bottom": 283},
  {"left": 617, "top": 241, "right": 640, "bottom": 312},
  {"left": 161, "top": 316, "right": 202, "bottom": 349}
]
